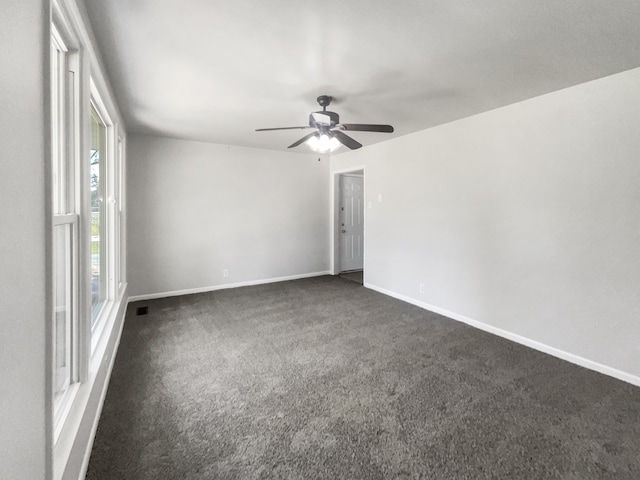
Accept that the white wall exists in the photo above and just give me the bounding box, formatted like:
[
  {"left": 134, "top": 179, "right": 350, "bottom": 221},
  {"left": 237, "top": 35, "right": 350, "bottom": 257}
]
[
  {"left": 332, "top": 67, "right": 640, "bottom": 383},
  {"left": 128, "top": 135, "right": 330, "bottom": 298},
  {"left": 0, "top": 1, "right": 51, "bottom": 479}
]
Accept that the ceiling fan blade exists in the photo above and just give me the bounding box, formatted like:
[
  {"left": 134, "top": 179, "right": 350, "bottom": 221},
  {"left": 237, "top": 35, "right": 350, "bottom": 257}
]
[
  {"left": 333, "top": 131, "right": 362, "bottom": 150},
  {"left": 255, "top": 126, "right": 313, "bottom": 132},
  {"left": 338, "top": 123, "right": 394, "bottom": 133},
  {"left": 288, "top": 131, "right": 318, "bottom": 149}
]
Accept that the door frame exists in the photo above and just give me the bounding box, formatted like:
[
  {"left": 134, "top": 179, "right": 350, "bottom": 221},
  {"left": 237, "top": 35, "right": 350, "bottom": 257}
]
[{"left": 331, "top": 165, "right": 365, "bottom": 276}]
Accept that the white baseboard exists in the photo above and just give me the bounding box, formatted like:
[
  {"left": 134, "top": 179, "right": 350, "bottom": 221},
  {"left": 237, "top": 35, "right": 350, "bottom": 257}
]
[
  {"left": 365, "top": 282, "right": 640, "bottom": 388},
  {"left": 128, "top": 271, "right": 332, "bottom": 303}
]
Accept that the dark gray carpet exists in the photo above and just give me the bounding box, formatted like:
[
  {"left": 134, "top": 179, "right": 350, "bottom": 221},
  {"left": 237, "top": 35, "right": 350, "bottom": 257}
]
[{"left": 86, "top": 275, "right": 640, "bottom": 479}]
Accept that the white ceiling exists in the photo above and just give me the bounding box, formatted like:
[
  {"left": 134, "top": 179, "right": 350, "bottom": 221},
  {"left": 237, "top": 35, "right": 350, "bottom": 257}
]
[{"left": 84, "top": 0, "right": 640, "bottom": 154}]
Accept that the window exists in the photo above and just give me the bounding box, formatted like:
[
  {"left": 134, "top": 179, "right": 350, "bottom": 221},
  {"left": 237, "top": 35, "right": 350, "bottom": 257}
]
[
  {"left": 90, "top": 104, "right": 107, "bottom": 323},
  {"left": 50, "top": 2, "right": 128, "bottom": 476},
  {"left": 51, "top": 24, "right": 79, "bottom": 432},
  {"left": 52, "top": 219, "right": 76, "bottom": 412},
  {"left": 117, "top": 137, "right": 126, "bottom": 292}
]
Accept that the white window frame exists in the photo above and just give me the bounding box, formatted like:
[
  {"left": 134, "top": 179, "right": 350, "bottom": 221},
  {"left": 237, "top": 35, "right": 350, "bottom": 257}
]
[
  {"left": 89, "top": 80, "right": 119, "bottom": 354},
  {"left": 89, "top": 97, "right": 108, "bottom": 324},
  {"left": 51, "top": 20, "right": 81, "bottom": 443},
  {"left": 52, "top": 215, "right": 80, "bottom": 439},
  {"left": 117, "top": 136, "right": 126, "bottom": 295}
]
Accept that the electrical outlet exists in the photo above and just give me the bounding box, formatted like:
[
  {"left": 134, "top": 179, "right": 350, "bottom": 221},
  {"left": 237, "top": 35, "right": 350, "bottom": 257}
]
[
  {"left": 419, "top": 283, "right": 425, "bottom": 294},
  {"left": 223, "top": 269, "right": 229, "bottom": 278}
]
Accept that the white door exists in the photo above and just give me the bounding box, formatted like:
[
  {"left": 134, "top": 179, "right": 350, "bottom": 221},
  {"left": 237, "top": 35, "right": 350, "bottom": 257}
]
[{"left": 339, "top": 175, "right": 364, "bottom": 272}]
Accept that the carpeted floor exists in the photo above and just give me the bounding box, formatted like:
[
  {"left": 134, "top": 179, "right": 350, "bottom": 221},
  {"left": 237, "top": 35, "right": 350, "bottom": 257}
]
[{"left": 86, "top": 275, "right": 640, "bottom": 479}]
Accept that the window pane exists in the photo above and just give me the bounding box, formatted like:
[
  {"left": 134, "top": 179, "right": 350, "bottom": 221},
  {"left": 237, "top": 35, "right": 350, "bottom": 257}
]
[
  {"left": 53, "top": 223, "right": 72, "bottom": 410},
  {"left": 90, "top": 105, "right": 107, "bottom": 322},
  {"left": 51, "top": 37, "right": 67, "bottom": 215},
  {"left": 117, "top": 139, "right": 124, "bottom": 289}
]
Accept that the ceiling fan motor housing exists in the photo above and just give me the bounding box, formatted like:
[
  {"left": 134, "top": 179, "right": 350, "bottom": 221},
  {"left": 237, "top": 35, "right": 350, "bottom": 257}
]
[{"left": 309, "top": 110, "right": 339, "bottom": 128}]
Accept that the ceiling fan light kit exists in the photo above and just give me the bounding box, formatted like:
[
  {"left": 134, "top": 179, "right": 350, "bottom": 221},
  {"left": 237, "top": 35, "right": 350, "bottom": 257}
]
[
  {"left": 256, "top": 95, "right": 394, "bottom": 153},
  {"left": 307, "top": 132, "right": 341, "bottom": 153}
]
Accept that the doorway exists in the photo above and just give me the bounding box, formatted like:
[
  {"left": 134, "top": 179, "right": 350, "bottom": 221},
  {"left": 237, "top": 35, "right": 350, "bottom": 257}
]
[{"left": 334, "top": 169, "right": 364, "bottom": 283}]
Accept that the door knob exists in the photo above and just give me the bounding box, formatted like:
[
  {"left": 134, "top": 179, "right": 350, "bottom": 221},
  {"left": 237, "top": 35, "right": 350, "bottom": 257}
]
[{"left": 341, "top": 230, "right": 346, "bottom": 233}]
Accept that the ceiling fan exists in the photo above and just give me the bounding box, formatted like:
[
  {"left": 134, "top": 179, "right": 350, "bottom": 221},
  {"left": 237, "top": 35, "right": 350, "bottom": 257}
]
[{"left": 255, "top": 95, "right": 394, "bottom": 152}]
